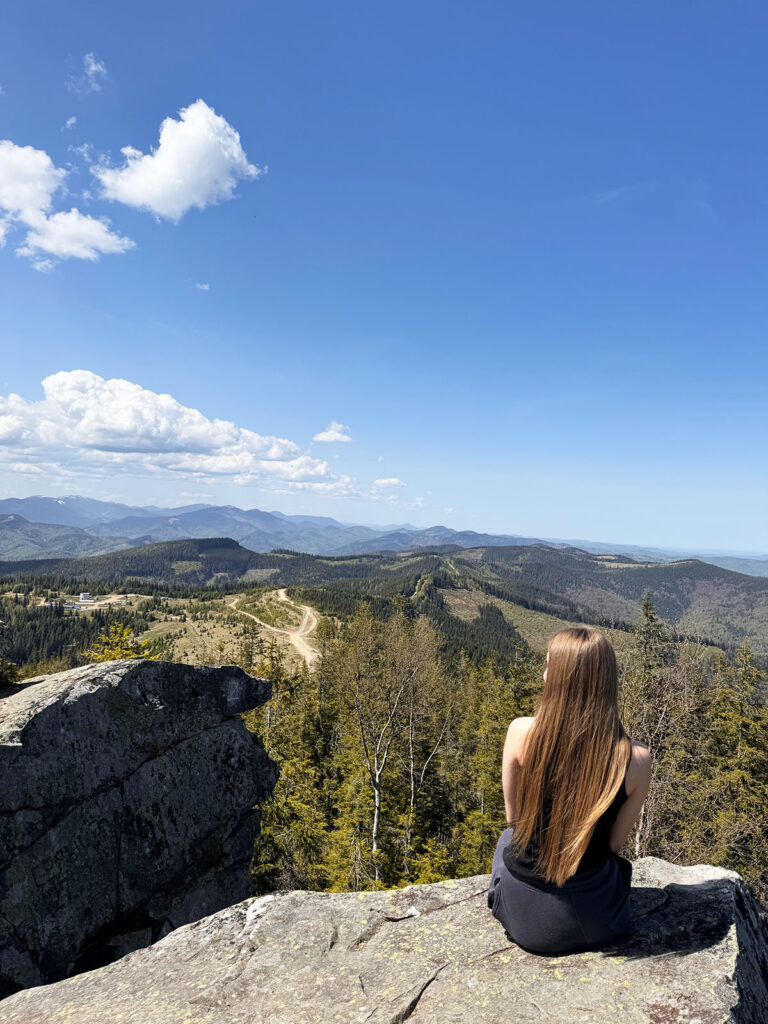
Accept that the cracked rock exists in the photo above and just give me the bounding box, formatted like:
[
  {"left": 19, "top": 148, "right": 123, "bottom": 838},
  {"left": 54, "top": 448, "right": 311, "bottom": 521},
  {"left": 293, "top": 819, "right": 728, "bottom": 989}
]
[
  {"left": 3, "top": 858, "right": 768, "bottom": 1022},
  {"left": 0, "top": 659, "right": 276, "bottom": 997}
]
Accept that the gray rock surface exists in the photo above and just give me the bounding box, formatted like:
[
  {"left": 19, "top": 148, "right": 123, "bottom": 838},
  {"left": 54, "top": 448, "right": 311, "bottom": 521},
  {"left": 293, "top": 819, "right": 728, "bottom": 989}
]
[
  {"left": 3, "top": 856, "right": 767, "bottom": 1023},
  {"left": 0, "top": 660, "right": 276, "bottom": 997}
]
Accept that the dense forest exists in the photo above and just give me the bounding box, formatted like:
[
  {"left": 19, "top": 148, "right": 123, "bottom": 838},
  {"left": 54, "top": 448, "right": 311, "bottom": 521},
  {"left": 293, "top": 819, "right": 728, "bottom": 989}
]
[
  {"left": 243, "top": 594, "right": 768, "bottom": 911},
  {"left": 0, "top": 594, "right": 157, "bottom": 676}
]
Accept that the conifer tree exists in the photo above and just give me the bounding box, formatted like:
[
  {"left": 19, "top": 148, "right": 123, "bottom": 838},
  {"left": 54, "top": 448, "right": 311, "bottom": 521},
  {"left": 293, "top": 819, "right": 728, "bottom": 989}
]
[
  {"left": 0, "top": 618, "right": 18, "bottom": 686},
  {"left": 248, "top": 659, "right": 332, "bottom": 893},
  {"left": 620, "top": 592, "right": 674, "bottom": 855},
  {"left": 684, "top": 640, "right": 768, "bottom": 901},
  {"left": 83, "top": 623, "right": 162, "bottom": 662}
]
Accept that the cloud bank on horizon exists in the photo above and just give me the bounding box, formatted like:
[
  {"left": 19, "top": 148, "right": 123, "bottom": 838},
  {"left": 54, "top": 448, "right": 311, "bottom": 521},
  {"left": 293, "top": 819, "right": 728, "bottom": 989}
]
[
  {"left": 0, "top": 371, "right": 412, "bottom": 505},
  {"left": 0, "top": 94, "right": 259, "bottom": 271}
]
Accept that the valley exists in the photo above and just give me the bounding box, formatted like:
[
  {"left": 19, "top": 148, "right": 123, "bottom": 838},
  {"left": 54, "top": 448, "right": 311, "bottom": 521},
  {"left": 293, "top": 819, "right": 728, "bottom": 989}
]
[{"left": 2, "top": 532, "right": 764, "bottom": 677}]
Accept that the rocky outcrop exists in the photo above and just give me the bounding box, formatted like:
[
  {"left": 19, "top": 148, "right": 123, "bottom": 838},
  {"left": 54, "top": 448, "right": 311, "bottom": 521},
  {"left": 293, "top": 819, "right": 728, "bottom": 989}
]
[
  {"left": 3, "top": 856, "right": 767, "bottom": 1023},
  {"left": 0, "top": 660, "right": 276, "bottom": 997}
]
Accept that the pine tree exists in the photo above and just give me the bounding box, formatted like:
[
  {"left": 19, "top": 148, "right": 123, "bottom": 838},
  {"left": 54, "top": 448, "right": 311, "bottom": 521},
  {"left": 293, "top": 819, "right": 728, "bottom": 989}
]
[
  {"left": 83, "top": 623, "right": 162, "bottom": 662},
  {"left": 620, "top": 592, "right": 674, "bottom": 856},
  {"left": 0, "top": 618, "right": 18, "bottom": 686},
  {"left": 248, "top": 661, "right": 332, "bottom": 894},
  {"left": 685, "top": 640, "right": 768, "bottom": 900}
]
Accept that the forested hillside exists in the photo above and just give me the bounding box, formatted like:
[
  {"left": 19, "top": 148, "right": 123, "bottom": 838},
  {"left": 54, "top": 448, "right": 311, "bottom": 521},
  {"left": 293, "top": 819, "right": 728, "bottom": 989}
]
[
  {"left": 2, "top": 549, "right": 767, "bottom": 914},
  {"left": 244, "top": 596, "right": 768, "bottom": 912},
  {"left": 3, "top": 537, "right": 768, "bottom": 659},
  {"left": 0, "top": 515, "right": 132, "bottom": 560}
]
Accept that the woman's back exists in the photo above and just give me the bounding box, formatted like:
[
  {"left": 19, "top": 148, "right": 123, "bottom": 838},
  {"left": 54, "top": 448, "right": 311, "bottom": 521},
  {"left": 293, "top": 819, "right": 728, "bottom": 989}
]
[
  {"left": 489, "top": 625, "right": 653, "bottom": 957},
  {"left": 503, "top": 722, "right": 635, "bottom": 884}
]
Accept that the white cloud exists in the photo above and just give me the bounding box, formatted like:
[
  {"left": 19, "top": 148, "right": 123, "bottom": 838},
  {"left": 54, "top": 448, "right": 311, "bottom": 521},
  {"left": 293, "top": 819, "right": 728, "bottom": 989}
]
[
  {"left": 275, "top": 475, "right": 359, "bottom": 496},
  {"left": 0, "top": 140, "right": 133, "bottom": 269},
  {"left": 0, "top": 140, "right": 65, "bottom": 222},
  {"left": 17, "top": 208, "right": 134, "bottom": 267},
  {"left": 94, "top": 99, "right": 261, "bottom": 220},
  {"left": 62, "top": 116, "right": 77, "bottom": 131},
  {"left": 2, "top": 101, "right": 259, "bottom": 271},
  {"left": 67, "top": 53, "right": 107, "bottom": 96},
  {"left": 373, "top": 477, "right": 405, "bottom": 489},
  {"left": 195, "top": 282, "right": 210, "bottom": 291},
  {"left": 313, "top": 420, "right": 352, "bottom": 443},
  {"left": 84, "top": 54, "right": 107, "bottom": 90},
  {"left": 0, "top": 371, "right": 338, "bottom": 488}
]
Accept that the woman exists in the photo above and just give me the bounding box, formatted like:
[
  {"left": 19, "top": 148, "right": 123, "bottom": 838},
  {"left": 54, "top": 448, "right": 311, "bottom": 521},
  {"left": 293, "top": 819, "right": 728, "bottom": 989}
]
[{"left": 488, "top": 626, "right": 652, "bottom": 955}]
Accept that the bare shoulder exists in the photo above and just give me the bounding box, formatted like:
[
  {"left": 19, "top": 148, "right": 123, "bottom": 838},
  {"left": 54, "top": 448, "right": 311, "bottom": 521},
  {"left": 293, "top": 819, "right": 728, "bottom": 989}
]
[
  {"left": 626, "top": 739, "right": 652, "bottom": 794},
  {"left": 507, "top": 715, "right": 535, "bottom": 735},
  {"left": 505, "top": 716, "right": 535, "bottom": 757}
]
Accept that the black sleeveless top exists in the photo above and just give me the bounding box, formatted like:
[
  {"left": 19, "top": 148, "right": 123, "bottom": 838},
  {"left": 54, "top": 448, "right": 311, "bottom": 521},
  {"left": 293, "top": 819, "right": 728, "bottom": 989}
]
[{"left": 503, "top": 744, "right": 631, "bottom": 884}]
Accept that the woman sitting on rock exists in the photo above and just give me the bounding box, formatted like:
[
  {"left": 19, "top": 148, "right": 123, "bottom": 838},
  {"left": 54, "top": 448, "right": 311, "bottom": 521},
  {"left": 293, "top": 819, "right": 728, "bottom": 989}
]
[{"left": 488, "top": 626, "right": 652, "bottom": 954}]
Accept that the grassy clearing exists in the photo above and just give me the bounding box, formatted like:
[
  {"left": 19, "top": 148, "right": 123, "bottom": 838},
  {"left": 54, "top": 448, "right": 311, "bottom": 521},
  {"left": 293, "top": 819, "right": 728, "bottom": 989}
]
[
  {"left": 439, "top": 587, "right": 635, "bottom": 656},
  {"left": 238, "top": 593, "right": 303, "bottom": 629},
  {"left": 171, "top": 560, "right": 203, "bottom": 574}
]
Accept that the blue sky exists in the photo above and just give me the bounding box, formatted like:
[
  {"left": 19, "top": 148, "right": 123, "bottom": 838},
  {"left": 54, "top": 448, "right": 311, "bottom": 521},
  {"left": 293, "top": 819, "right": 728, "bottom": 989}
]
[{"left": 0, "top": 1, "right": 765, "bottom": 552}]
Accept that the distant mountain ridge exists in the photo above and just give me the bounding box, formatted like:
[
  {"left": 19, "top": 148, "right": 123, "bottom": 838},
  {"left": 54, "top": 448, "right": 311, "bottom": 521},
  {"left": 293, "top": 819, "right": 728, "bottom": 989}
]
[
  {"left": 0, "top": 515, "right": 138, "bottom": 560},
  {"left": 0, "top": 495, "right": 210, "bottom": 527},
  {"left": 0, "top": 494, "right": 766, "bottom": 575}
]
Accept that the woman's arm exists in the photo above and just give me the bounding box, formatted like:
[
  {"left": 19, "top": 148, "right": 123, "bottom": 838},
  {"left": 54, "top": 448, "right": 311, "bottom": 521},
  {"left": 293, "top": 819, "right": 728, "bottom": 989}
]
[
  {"left": 609, "top": 743, "right": 653, "bottom": 855},
  {"left": 502, "top": 717, "right": 534, "bottom": 824}
]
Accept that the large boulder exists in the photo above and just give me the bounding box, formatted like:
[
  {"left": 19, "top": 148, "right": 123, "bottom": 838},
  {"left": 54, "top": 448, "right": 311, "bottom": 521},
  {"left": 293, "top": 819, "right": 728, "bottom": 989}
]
[
  {"left": 3, "top": 856, "right": 767, "bottom": 1023},
  {"left": 0, "top": 660, "right": 276, "bottom": 997}
]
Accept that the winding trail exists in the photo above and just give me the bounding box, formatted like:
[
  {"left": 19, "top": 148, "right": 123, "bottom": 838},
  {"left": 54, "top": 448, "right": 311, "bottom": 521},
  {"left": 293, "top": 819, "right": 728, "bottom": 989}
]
[{"left": 228, "top": 589, "right": 319, "bottom": 666}]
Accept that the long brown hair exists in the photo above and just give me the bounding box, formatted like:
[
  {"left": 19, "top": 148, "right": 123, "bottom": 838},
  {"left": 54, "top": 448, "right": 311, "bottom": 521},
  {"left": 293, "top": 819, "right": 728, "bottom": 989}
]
[{"left": 508, "top": 626, "right": 630, "bottom": 886}]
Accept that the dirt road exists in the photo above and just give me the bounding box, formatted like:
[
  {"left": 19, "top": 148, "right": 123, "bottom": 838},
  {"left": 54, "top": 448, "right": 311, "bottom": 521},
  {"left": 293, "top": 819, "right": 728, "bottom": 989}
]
[{"left": 229, "top": 589, "right": 319, "bottom": 666}]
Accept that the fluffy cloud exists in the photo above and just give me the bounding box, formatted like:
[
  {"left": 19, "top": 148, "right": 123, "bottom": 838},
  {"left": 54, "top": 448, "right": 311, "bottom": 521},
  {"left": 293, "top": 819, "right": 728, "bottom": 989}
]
[
  {"left": 0, "top": 371, "right": 337, "bottom": 488},
  {"left": 0, "top": 140, "right": 65, "bottom": 222},
  {"left": 16, "top": 209, "right": 134, "bottom": 268},
  {"left": 62, "top": 116, "right": 77, "bottom": 131},
  {"left": 0, "top": 140, "right": 133, "bottom": 268},
  {"left": 313, "top": 421, "right": 352, "bottom": 443},
  {"left": 373, "top": 477, "right": 405, "bottom": 489},
  {"left": 196, "top": 282, "right": 210, "bottom": 291},
  {"left": 2, "top": 100, "right": 257, "bottom": 270},
  {"left": 94, "top": 100, "right": 262, "bottom": 220}
]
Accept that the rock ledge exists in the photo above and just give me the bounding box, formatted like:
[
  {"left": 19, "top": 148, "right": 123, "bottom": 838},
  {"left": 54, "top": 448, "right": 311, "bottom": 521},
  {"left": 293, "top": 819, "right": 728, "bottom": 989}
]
[{"left": 3, "top": 856, "right": 768, "bottom": 1023}]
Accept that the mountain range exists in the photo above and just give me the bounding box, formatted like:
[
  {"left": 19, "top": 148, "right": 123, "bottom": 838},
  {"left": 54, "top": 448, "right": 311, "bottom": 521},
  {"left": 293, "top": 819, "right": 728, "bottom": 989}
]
[{"left": 1, "top": 494, "right": 767, "bottom": 575}]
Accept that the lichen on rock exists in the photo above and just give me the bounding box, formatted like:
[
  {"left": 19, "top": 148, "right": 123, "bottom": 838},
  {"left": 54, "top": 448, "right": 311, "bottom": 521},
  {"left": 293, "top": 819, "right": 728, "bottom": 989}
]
[{"left": 3, "top": 856, "right": 768, "bottom": 1022}]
